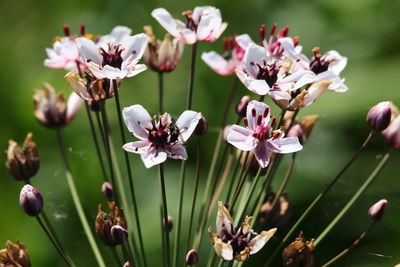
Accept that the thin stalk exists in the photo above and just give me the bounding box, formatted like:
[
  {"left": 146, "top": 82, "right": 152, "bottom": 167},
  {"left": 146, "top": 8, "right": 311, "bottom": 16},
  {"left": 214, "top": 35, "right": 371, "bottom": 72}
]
[
  {"left": 173, "top": 161, "right": 186, "bottom": 267},
  {"left": 95, "top": 111, "right": 107, "bottom": 149},
  {"left": 231, "top": 154, "right": 254, "bottom": 210},
  {"left": 35, "top": 215, "right": 73, "bottom": 266},
  {"left": 221, "top": 77, "right": 239, "bottom": 126},
  {"left": 187, "top": 43, "right": 198, "bottom": 110},
  {"left": 321, "top": 221, "right": 376, "bottom": 267},
  {"left": 264, "top": 132, "right": 375, "bottom": 267},
  {"left": 113, "top": 81, "right": 147, "bottom": 267},
  {"left": 160, "top": 206, "right": 167, "bottom": 266},
  {"left": 158, "top": 72, "right": 164, "bottom": 113},
  {"left": 225, "top": 150, "right": 244, "bottom": 203},
  {"left": 185, "top": 137, "right": 202, "bottom": 254},
  {"left": 111, "top": 246, "right": 123, "bottom": 266},
  {"left": 314, "top": 149, "right": 391, "bottom": 246},
  {"left": 122, "top": 242, "right": 135, "bottom": 267},
  {"left": 85, "top": 103, "right": 108, "bottom": 181},
  {"left": 55, "top": 129, "right": 105, "bottom": 267},
  {"left": 159, "top": 164, "right": 170, "bottom": 267}
]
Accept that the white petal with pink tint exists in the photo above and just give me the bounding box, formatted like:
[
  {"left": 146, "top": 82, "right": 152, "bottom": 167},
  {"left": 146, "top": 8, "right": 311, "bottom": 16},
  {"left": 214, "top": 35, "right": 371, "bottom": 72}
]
[
  {"left": 246, "top": 100, "right": 270, "bottom": 131},
  {"left": 141, "top": 147, "right": 168, "bottom": 168},
  {"left": 66, "top": 93, "right": 83, "bottom": 123},
  {"left": 227, "top": 125, "right": 255, "bottom": 151},
  {"left": 236, "top": 70, "right": 270, "bottom": 95},
  {"left": 168, "top": 144, "right": 188, "bottom": 159},
  {"left": 176, "top": 111, "right": 202, "bottom": 142},
  {"left": 120, "top": 33, "right": 149, "bottom": 61},
  {"left": 76, "top": 37, "right": 102, "bottom": 65},
  {"left": 122, "top": 105, "right": 152, "bottom": 140},
  {"left": 202, "top": 51, "right": 234, "bottom": 76},
  {"left": 244, "top": 43, "right": 266, "bottom": 78},
  {"left": 254, "top": 143, "right": 270, "bottom": 168},
  {"left": 151, "top": 8, "right": 181, "bottom": 38},
  {"left": 266, "top": 137, "right": 302, "bottom": 154},
  {"left": 236, "top": 34, "right": 255, "bottom": 50},
  {"left": 122, "top": 140, "right": 151, "bottom": 154}
]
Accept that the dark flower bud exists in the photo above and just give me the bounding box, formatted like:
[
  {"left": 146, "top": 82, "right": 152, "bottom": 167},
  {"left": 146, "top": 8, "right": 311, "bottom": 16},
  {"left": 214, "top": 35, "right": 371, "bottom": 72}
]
[
  {"left": 19, "top": 185, "right": 43, "bottom": 216},
  {"left": 101, "top": 182, "right": 113, "bottom": 200},
  {"left": 194, "top": 115, "right": 208, "bottom": 136},
  {"left": 368, "top": 199, "right": 388, "bottom": 221},
  {"left": 236, "top": 96, "right": 251, "bottom": 117},
  {"left": 95, "top": 202, "right": 127, "bottom": 246},
  {"left": 5, "top": 133, "right": 40, "bottom": 181},
  {"left": 282, "top": 232, "right": 315, "bottom": 267},
  {"left": 367, "top": 101, "right": 392, "bottom": 131},
  {"left": 185, "top": 249, "right": 199, "bottom": 265},
  {"left": 111, "top": 225, "right": 128, "bottom": 245},
  {"left": 167, "top": 215, "right": 173, "bottom": 232},
  {"left": 0, "top": 240, "right": 31, "bottom": 267}
]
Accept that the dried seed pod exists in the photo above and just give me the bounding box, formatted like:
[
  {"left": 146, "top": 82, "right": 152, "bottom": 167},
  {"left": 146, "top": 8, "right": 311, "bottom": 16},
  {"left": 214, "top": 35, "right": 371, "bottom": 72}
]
[
  {"left": 95, "top": 202, "right": 127, "bottom": 246},
  {"left": 282, "top": 232, "right": 315, "bottom": 267},
  {"left": 0, "top": 240, "right": 31, "bottom": 267}
]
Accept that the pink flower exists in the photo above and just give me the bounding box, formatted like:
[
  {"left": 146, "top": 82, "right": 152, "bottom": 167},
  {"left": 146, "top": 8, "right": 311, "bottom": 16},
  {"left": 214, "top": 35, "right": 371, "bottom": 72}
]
[
  {"left": 44, "top": 37, "right": 83, "bottom": 71},
  {"left": 76, "top": 27, "right": 148, "bottom": 80},
  {"left": 122, "top": 105, "right": 201, "bottom": 168},
  {"left": 151, "top": 6, "right": 227, "bottom": 45},
  {"left": 201, "top": 36, "right": 245, "bottom": 76},
  {"left": 227, "top": 101, "right": 302, "bottom": 168}
]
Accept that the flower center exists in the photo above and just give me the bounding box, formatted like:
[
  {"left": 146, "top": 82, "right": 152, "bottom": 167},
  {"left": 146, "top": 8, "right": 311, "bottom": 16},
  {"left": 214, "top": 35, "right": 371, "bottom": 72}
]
[
  {"left": 145, "top": 115, "right": 180, "bottom": 147},
  {"left": 100, "top": 44, "right": 124, "bottom": 69},
  {"left": 222, "top": 36, "right": 245, "bottom": 62},
  {"left": 252, "top": 62, "right": 280, "bottom": 87},
  {"left": 309, "top": 47, "right": 333, "bottom": 74},
  {"left": 182, "top": 11, "right": 197, "bottom": 31}
]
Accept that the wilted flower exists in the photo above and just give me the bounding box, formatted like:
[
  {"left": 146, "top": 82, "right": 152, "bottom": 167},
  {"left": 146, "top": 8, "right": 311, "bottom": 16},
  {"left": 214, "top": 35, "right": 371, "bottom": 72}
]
[
  {"left": 122, "top": 105, "right": 201, "bottom": 168},
  {"left": 33, "top": 83, "right": 83, "bottom": 128},
  {"left": 0, "top": 240, "right": 31, "bottom": 267},
  {"left": 282, "top": 232, "right": 315, "bottom": 267},
  {"left": 76, "top": 26, "right": 148, "bottom": 80},
  {"left": 383, "top": 114, "right": 400, "bottom": 149},
  {"left": 368, "top": 199, "right": 388, "bottom": 221},
  {"left": 287, "top": 115, "right": 319, "bottom": 145},
  {"left": 208, "top": 201, "right": 276, "bottom": 261},
  {"left": 101, "top": 182, "right": 113, "bottom": 200},
  {"left": 151, "top": 6, "right": 227, "bottom": 45},
  {"left": 185, "top": 249, "right": 199, "bottom": 265},
  {"left": 259, "top": 191, "right": 292, "bottom": 228},
  {"left": 143, "top": 26, "right": 184, "bottom": 73},
  {"left": 95, "top": 202, "right": 127, "bottom": 246},
  {"left": 227, "top": 101, "right": 303, "bottom": 168},
  {"left": 201, "top": 36, "right": 245, "bottom": 76},
  {"left": 5, "top": 133, "right": 39, "bottom": 181},
  {"left": 367, "top": 101, "right": 392, "bottom": 132},
  {"left": 19, "top": 184, "right": 43, "bottom": 217}
]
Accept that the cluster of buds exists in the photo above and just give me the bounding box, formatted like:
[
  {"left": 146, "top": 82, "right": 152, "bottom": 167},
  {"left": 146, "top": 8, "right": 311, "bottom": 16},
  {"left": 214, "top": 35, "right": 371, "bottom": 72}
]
[
  {"left": 95, "top": 202, "right": 128, "bottom": 246},
  {"left": 0, "top": 240, "right": 31, "bottom": 267},
  {"left": 282, "top": 232, "right": 315, "bottom": 267},
  {"left": 5, "top": 133, "right": 39, "bottom": 181}
]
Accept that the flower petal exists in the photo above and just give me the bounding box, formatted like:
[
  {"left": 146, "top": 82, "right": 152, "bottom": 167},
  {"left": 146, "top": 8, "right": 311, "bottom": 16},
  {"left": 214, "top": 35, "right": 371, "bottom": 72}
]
[
  {"left": 140, "top": 147, "right": 168, "bottom": 168},
  {"left": 120, "top": 33, "right": 148, "bottom": 62},
  {"left": 168, "top": 144, "right": 188, "bottom": 160},
  {"left": 201, "top": 51, "right": 234, "bottom": 76},
  {"left": 236, "top": 70, "right": 270, "bottom": 95},
  {"left": 214, "top": 239, "right": 233, "bottom": 261},
  {"left": 122, "top": 140, "right": 151, "bottom": 154},
  {"left": 196, "top": 11, "right": 222, "bottom": 41},
  {"left": 243, "top": 43, "right": 266, "bottom": 78},
  {"left": 246, "top": 100, "right": 270, "bottom": 131},
  {"left": 176, "top": 111, "right": 202, "bottom": 142},
  {"left": 301, "top": 80, "right": 331, "bottom": 107},
  {"left": 325, "top": 50, "right": 347, "bottom": 74},
  {"left": 76, "top": 37, "right": 102, "bottom": 65},
  {"left": 110, "top": 26, "right": 132, "bottom": 42},
  {"left": 254, "top": 142, "right": 270, "bottom": 168},
  {"left": 266, "top": 137, "right": 303, "bottom": 154},
  {"left": 102, "top": 65, "right": 128, "bottom": 80},
  {"left": 122, "top": 105, "right": 152, "bottom": 140},
  {"left": 227, "top": 125, "right": 255, "bottom": 151},
  {"left": 66, "top": 92, "right": 83, "bottom": 123},
  {"left": 151, "top": 8, "right": 181, "bottom": 38},
  {"left": 216, "top": 201, "right": 233, "bottom": 235},
  {"left": 124, "top": 63, "right": 148, "bottom": 78},
  {"left": 248, "top": 228, "right": 277, "bottom": 255},
  {"left": 235, "top": 34, "right": 255, "bottom": 50}
]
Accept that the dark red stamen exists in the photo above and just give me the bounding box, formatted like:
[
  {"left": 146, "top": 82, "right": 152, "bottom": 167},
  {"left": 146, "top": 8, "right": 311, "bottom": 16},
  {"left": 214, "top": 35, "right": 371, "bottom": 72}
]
[
  {"left": 263, "top": 107, "right": 269, "bottom": 118},
  {"left": 243, "top": 118, "right": 248, "bottom": 127},
  {"left": 277, "top": 26, "right": 289, "bottom": 38},
  {"left": 259, "top": 24, "right": 266, "bottom": 41},
  {"left": 257, "top": 115, "right": 262, "bottom": 126},
  {"left": 80, "top": 24, "right": 85, "bottom": 36},
  {"left": 270, "top": 24, "right": 277, "bottom": 36},
  {"left": 63, "top": 25, "right": 70, "bottom": 36},
  {"left": 270, "top": 117, "right": 276, "bottom": 128},
  {"left": 251, "top": 108, "right": 256, "bottom": 117}
]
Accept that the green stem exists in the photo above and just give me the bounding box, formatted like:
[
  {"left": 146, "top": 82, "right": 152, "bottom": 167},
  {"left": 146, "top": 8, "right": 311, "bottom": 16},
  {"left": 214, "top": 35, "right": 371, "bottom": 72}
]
[
  {"left": 321, "top": 221, "right": 376, "bottom": 267},
  {"left": 225, "top": 150, "right": 243, "bottom": 203},
  {"left": 113, "top": 81, "right": 147, "bottom": 267},
  {"left": 231, "top": 153, "right": 253, "bottom": 210},
  {"left": 314, "top": 150, "right": 391, "bottom": 246},
  {"left": 187, "top": 43, "right": 198, "bottom": 110},
  {"left": 158, "top": 73, "right": 164, "bottom": 113},
  {"left": 159, "top": 164, "right": 170, "bottom": 267},
  {"left": 111, "top": 246, "right": 122, "bottom": 266},
  {"left": 55, "top": 129, "right": 105, "bottom": 267},
  {"left": 122, "top": 242, "right": 135, "bottom": 267},
  {"left": 173, "top": 161, "right": 186, "bottom": 267}
]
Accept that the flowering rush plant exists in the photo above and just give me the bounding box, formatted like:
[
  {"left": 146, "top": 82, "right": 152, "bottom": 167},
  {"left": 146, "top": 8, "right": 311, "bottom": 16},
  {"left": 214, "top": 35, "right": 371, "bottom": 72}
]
[{"left": 3, "top": 5, "right": 399, "bottom": 267}]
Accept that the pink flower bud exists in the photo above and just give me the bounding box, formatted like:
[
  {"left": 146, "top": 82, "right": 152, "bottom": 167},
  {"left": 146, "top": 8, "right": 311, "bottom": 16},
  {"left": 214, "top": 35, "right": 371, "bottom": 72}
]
[
  {"left": 123, "top": 261, "right": 131, "bottom": 267},
  {"left": 111, "top": 225, "right": 128, "bottom": 244},
  {"left": 19, "top": 185, "right": 43, "bottom": 216},
  {"left": 236, "top": 96, "right": 251, "bottom": 117},
  {"left": 101, "top": 182, "right": 113, "bottom": 200},
  {"left": 167, "top": 215, "right": 173, "bottom": 232},
  {"left": 383, "top": 115, "right": 400, "bottom": 149},
  {"left": 367, "top": 101, "right": 392, "bottom": 131},
  {"left": 368, "top": 199, "right": 388, "bottom": 221},
  {"left": 194, "top": 115, "right": 208, "bottom": 136},
  {"left": 185, "top": 249, "right": 199, "bottom": 265}
]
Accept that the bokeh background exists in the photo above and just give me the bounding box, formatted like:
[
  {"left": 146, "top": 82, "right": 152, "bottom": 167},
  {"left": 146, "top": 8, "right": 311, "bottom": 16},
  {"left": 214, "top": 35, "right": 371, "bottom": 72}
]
[{"left": 0, "top": 0, "right": 399, "bottom": 266}]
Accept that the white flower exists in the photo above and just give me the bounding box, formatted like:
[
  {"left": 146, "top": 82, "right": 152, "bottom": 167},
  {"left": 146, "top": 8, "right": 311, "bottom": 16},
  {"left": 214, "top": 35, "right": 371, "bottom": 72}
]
[
  {"left": 44, "top": 37, "right": 83, "bottom": 71},
  {"left": 151, "top": 6, "right": 227, "bottom": 45},
  {"left": 227, "top": 101, "right": 302, "bottom": 168},
  {"left": 122, "top": 105, "right": 201, "bottom": 168}
]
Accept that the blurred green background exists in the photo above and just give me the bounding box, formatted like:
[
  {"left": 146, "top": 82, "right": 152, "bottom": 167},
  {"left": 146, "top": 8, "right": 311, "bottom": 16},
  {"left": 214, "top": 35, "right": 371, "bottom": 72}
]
[{"left": 0, "top": 0, "right": 399, "bottom": 266}]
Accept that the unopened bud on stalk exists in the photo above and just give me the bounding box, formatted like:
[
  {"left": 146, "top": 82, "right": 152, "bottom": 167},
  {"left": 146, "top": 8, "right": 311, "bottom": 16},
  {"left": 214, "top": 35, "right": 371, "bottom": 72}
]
[
  {"left": 194, "top": 115, "right": 208, "bottom": 136},
  {"left": 5, "top": 133, "right": 40, "bottom": 181},
  {"left": 95, "top": 202, "right": 127, "bottom": 246},
  {"left": 167, "top": 215, "right": 173, "bottom": 232},
  {"left": 19, "top": 185, "right": 43, "bottom": 216},
  {"left": 236, "top": 96, "right": 251, "bottom": 117},
  {"left": 367, "top": 101, "right": 392, "bottom": 131},
  {"left": 368, "top": 199, "right": 388, "bottom": 221},
  {"left": 185, "top": 249, "right": 199, "bottom": 265},
  {"left": 383, "top": 115, "right": 400, "bottom": 149},
  {"left": 282, "top": 232, "right": 315, "bottom": 267},
  {"left": 101, "top": 182, "right": 113, "bottom": 200},
  {"left": 123, "top": 261, "right": 131, "bottom": 267},
  {"left": 111, "top": 225, "right": 128, "bottom": 244}
]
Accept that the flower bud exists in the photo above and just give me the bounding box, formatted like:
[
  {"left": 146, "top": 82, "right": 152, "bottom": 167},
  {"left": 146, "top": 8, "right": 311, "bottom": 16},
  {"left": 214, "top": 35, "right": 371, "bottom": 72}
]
[
  {"left": 236, "top": 96, "right": 251, "bottom": 117},
  {"left": 383, "top": 115, "right": 400, "bottom": 149},
  {"left": 19, "top": 185, "right": 43, "bottom": 216},
  {"left": 167, "top": 215, "right": 173, "bottom": 232},
  {"left": 282, "top": 232, "right": 315, "bottom": 267},
  {"left": 5, "top": 133, "right": 40, "bottom": 181},
  {"left": 111, "top": 225, "right": 128, "bottom": 245},
  {"left": 367, "top": 101, "right": 392, "bottom": 131},
  {"left": 123, "top": 261, "right": 131, "bottom": 267},
  {"left": 95, "top": 202, "right": 127, "bottom": 246},
  {"left": 223, "top": 125, "right": 232, "bottom": 141},
  {"left": 185, "top": 249, "right": 199, "bottom": 265},
  {"left": 0, "top": 240, "right": 31, "bottom": 267},
  {"left": 194, "top": 115, "right": 208, "bottom": 136},
  {"left": 368, "top": 199, "right": 388, "bottom": 221},
  {"left": 101, "top": 182, "right": 113, "bottom": 200}
]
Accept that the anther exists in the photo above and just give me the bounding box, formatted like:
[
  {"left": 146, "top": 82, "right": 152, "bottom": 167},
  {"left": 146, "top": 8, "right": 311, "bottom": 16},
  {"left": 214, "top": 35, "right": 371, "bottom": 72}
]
[
  {"left": 243, "top": 118, "right": 248, "bottom": 127},
  {"left": 293, "top": 36, "right": 299, "bottom": 47},
  {"left": 312, "top": 47, "right": 321, "bottom": 55},
  {"left": 80, "top": 24, "right": 85, "bottom": 36},
  {"left": 270, "top": 24, "right": 277, "bottom": 36},
  {"left": 263, "top": 107, "right": 269, "bottom": 118},
  {"left": 259, "top": 24, "right": 266, "bottom": 41},
  {"left": 251, "top": 108, "right": 256, "bottom": 117},
  {"left": 257, "top": 115, "right": 262, "bottom": 126},
  {"left": 270, "top": 117, "right": 276, "bottom": 128},
  {"left": 63, "top": 25, "right": 70, "bottom": 36}
]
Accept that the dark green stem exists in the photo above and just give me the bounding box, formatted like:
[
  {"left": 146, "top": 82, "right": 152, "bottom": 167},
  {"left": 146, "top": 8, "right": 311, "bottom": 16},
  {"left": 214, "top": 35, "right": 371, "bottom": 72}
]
[
  {"left": 187, "top": 43, "right": 198, "bottom": 110},
  {"left": 159, "top": 164, "right": 170, "bottom": 267}
]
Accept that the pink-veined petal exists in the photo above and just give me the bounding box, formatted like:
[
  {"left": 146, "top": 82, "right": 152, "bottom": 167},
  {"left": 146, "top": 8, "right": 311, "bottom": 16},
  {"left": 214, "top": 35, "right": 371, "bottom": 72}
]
[
  {"left": 168, "top": 144, "right": 188, "bottom": 160},
  {"left": 176, "top": 111, "right": 202, "bottom": 142},
  {"left": 227, "top": 125, "right": 255, "bottom": 151},
  {"left": 122, "top": 104, "right": 152, "bottom": 140},
  {"left": 120, "top": 33, "right": 148, "bottom": 61},
  {"left": 76, "top": 37, "right": 102, "bottom": 65},
  {"left": 122, "top": 140, "right": 151, "bottom": 154},
  {"left": 201, "top": 51, "right": 234, "bottom": 76},
  {"left": 254, "top": 142, "right": 270, "bottom": 168},
  {"left": 246, "top": 100, "right": 270, "bottom": 131},
  {"left": 266, "top": 137, "right": 303, "bottom": 154}
]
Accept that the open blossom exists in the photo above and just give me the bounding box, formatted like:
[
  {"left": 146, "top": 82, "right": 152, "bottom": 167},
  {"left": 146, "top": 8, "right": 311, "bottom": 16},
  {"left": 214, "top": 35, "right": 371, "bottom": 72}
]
[
  {"left": 143, "top": 26, "right": 184, "bottom": 73},
  {"left": 208, "top": 201, "right": 276, "bottom": 261},
  {"left": 151, "top": 6, "right": 227, "bottom": 45},
  {"left": 227, "top": 101, "right": 302, "bottom": 168},
  {"left": 76, "top": 26, "right": 148, "bottom": 80},
  {"left": 201, "top": 36, "right": 245, "bottom": 76},
  {"left": 33, "top": 83, "right": 83, "bottom": 128},
  {"left": 122, "top": 105, "right": 201, "bottom": 168}
]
